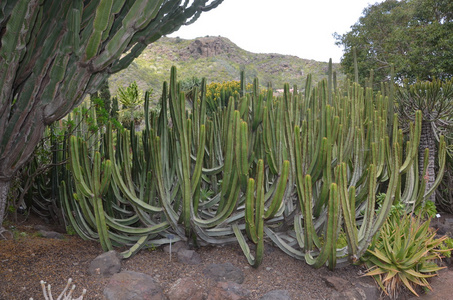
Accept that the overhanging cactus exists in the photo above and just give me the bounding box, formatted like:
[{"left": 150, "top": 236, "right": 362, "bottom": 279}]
[{"left": 0, "top": 0, "right": 224, "bottom": 236}]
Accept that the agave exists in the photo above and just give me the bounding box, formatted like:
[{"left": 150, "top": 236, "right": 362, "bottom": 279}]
[{"left": 362, "top": 212, "right": 449, "bottom": 298}]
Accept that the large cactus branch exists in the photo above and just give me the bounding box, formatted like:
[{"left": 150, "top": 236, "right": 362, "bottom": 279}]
[{"left": 0, "top": 0, "right": 223, "bottom": 233}]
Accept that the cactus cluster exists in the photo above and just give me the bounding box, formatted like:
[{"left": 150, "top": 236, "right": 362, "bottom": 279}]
[
  {"left": 30, "top": 278, "right": 86, "bottom": 300},
  {"left": 62, "top": 64, "right": 446, "bottom": 268}
]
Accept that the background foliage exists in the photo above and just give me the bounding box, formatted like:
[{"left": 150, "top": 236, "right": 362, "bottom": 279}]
[{"left": 335, "top": 0, "right": 453, "bottom": 86}]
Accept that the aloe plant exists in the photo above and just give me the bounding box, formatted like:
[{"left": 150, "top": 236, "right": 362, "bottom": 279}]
[{"left": 362, "top": 212, "right": 449, "bottom": 298}]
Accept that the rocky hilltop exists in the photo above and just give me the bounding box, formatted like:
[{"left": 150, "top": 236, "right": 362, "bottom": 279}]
[
  {"left": 109, "top": 36, "right": 344, "bottom": 98},
  {"left": 185, "top": 36, "right": 233, "bottom": 58}
]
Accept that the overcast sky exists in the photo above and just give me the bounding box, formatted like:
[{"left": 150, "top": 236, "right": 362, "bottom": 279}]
[{"left": 169, "top": 0, "right": 384, "bottom": 63}]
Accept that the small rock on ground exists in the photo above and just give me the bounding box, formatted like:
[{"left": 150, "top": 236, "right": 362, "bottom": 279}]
[
  {"left": 167, "top": 277, "right": 203, "bottom": 300},
  {"left": 203, "top": 262, "right": 245, "bottom": 284},
  {"left": 177, "top": 249, "right": 202, "bottom": 265},
  {"left": 163, "top": 241, "right": 188, "bottom": 254},
  {"left": 104, "top": 271, "right": 166, "bottom": 300},
  {"left": 206, "top": 281, "right": 251, "bottom": 300},
  {"left": 38, "top": 230, "right": 64, "bottom": 239},
  {"left": 259, "top": 290, "right": 291, "bottom": 300},
  {"left": 88, "top": 250, "right": 121, "bottom": 277}
]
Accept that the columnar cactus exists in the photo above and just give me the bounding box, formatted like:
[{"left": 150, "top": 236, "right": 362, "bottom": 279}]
[{"left": 61, "top": 64, "right": 446, "bottom": 269}]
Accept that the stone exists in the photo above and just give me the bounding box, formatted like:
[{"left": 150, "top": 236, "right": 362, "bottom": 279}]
[
  {"left": 38, "top": 230, "right": 64, "bottom": 239},
  {"left": 206, "top": 281, "right": 250, "bottom": 300},
  {"left": 163, "top": 241, "right": 188, "bottom": 254},
  {"left": 167, "top": 277, "right": 203, "bottom": 300},
  {"left": 325, "top": 275, "right": 380, "bottom": 300},
  {"left": 259, "top": 290, "right": 291, "bottom": 300},
  {"left": 88, "top": 250, "right": 121, "bottom": 277},
  {"left": 34, "top": 225, "right": 51, "bottom": 231},
  {"left": 203, "top": 262, "right": 245, "bottom": 284},
  {"left": 354, "top": 281, "right": 381, "bottom": 300},
  {"left": 323, "top": 276, "right": 349, "bottom": 292},
  {"left": 186, "top": 37, "right": 231, "bottom": 58},
  {"left": 329, "top": 282, "right": 380, "bottom": 300},
  {"left": 104, "top": 271, "right": 166, "bottom": 300},
  {"left": 177, "top": 249, "right": 202, "bottom": 265}
]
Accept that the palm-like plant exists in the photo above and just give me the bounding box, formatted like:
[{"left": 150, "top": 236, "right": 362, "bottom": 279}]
[
  {"left": 116, "top": 81, "right": 146, "bottom": 128},
  {"left": 396, "top": 78, "right": 453, "bottom": 203}
]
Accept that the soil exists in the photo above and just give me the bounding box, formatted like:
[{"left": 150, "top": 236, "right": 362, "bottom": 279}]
[{"left": 1, "top": 214, "right": 452, "bottom": 300}]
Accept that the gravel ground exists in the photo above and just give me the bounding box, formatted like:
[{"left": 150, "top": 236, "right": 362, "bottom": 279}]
[{"left": 1, "top": 215, "right": 379, "bottom": 300}]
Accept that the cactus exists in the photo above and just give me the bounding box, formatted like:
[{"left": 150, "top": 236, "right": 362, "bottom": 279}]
[
  {"left": 233, "top": 160, "right": 265, "bottom": 267},
  {"left": 57, "top": 64, "right": 447, "bottom": 271},
  {"left": 29, "top": 278, "right": 86, "bottom": 300},
  {"left": 0, "top": 0, "right": 224, "bottom": 237},
  {"left": 69, "top": 135, "right": 113, "bottom": 251}
]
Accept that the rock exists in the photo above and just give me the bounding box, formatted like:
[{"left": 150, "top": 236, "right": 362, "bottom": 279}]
[
  {"left": 34, "top": 225, "right": 51, "bottom": 231},
  {"left": 186, "top": 37, "right": 231, "bottom": 58},
  {"left": 88, "top": 250, "right": 121, "bottom": 277},
  {"left": 259, "top": 290, "right": 291, "bottom": 300},
  {"left": 163, "top": 241, "right": 188, "bottom": 254},
  {"left": 206, "top": 281, "right": 250, "bottom": 300},
  {"left": 203, "top": 262, "right": 245, "bottom": 284},
  {"left": 104, "top": 271, "right": 166, "bottom": 300},
  {"left": 354, "top": 281, "right": 381, "bottom": 300},
  {"left": 38, "top": 230, "right": 64, "bottom": 239},
  {"left": 330, "top": 289, "right": 364, "bottom": 300},
  {"left": 167, "top": 277, "right": 203, "bottom": 300},
  {"left": 323, "top": 276, "right": 349, "bottom": 292},
  {"left": 329, "top": 281, "right": 380, "bottom": 300},
  {"left": 177, "top": 249, "right": 202, "bottom": 265},
  {"left": 325, "top": 275, "right": 380, "bottom": 300}
]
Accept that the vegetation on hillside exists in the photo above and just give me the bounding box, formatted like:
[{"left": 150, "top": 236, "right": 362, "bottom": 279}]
[{"left": 109, "top": 36, "right": 345, "bottom": 101}]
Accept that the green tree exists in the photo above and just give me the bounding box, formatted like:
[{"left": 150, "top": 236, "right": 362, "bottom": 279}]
[
  {"left": 0, "top": 0, "right": 224, "bottom": 237},
  {"left": 334, "top": 0, "right": 453, "bottom": 86}
]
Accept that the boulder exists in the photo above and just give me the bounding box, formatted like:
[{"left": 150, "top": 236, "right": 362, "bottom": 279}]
[
  {"left": 104, "top": 271, "right": 166, "bottom": 300},
  {"left": 206, "top": 281, "right": 250, "bottom": 300},
  {"left": 167, "top": 277, "right": 203, "bottom": 300},
  {"left": 88, "top": 250, "right": 121, "bottom": 277}
]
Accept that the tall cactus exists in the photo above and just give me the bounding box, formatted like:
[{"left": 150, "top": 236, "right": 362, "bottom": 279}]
[
  {"left": 0, "top": 0, "right": 224, "bottom": 235},
  {"left": 59, "top": 65, "right": 447, "bottom": 270}
]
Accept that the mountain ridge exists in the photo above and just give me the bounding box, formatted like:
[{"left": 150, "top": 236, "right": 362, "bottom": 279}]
[{"left": 109, "top": 36, "right": 345, "bottom": 100}]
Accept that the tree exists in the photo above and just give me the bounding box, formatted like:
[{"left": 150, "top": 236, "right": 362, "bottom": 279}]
[
  {"left": 334, "top": 0, "right": 453, "bottom": 86},
  {"left": 0, "top": 0, "right": 224, "bottom": 237}
]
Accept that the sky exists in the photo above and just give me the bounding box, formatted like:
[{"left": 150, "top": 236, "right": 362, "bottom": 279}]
[{"left": 169, "top": 0, "right": 384, "bottom": 63}]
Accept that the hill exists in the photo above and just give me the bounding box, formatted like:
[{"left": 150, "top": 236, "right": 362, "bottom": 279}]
[{"left": 109, "top": 36, "right": 345, "bottom": 100}]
